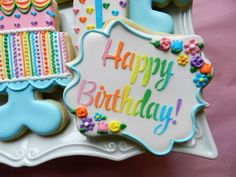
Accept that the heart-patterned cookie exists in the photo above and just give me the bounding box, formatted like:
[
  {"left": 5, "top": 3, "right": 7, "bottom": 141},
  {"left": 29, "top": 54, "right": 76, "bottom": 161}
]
[{"left": 72, "top": 0, "right": 187, "bottom": 54}]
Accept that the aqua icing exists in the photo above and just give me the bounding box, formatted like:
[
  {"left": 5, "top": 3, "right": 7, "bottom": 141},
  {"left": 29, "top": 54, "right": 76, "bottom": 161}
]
[
  {"left": 95, "top": 0, "right": 103, "bottom": 29},
  {"left": 0, "top": 76, "right": 70, "bottom": 141},
  {"left": 0, "top": 85, "right": 62, "bottom": 140},
  {"left": 128, "top": 0, "right": 173, "bottom": 33}
]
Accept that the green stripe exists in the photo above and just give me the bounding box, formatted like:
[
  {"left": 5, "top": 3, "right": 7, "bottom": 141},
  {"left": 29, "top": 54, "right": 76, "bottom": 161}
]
[{"left": 3, "top": 34, "right": 11, "bottom": 79}]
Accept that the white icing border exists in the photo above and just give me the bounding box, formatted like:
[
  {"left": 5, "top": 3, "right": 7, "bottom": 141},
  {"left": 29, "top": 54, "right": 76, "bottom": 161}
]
[
  {"left": 0, "top": 27, "right": 56, "bottom": 34},
  {"left": 0, "top": 73, "right": 71, "bottom": 83}
]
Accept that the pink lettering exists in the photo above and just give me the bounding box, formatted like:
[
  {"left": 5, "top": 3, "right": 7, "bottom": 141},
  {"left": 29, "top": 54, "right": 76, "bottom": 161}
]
[{"left": 77, "top": 79, "right": 97, "bottom": 106}]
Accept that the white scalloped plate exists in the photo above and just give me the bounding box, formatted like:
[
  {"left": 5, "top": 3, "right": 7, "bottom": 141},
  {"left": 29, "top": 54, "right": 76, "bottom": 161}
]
[{"left": 0, "top": 3, "right": 217, "bottom": 167}]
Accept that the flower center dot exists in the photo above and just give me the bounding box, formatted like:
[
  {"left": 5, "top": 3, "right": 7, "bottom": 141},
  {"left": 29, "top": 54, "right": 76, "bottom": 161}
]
[
  {"left": 84, "top": 122, "right": 89, "bottom": 126},
  {"left": 199, "top": 78, "right": 204, "bottom": 82},
  {"left": 190, "top": 44, "right": 195, "bottom": 50}
]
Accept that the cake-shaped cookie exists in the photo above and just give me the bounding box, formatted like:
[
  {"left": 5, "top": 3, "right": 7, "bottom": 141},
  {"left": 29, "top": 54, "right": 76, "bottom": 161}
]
[
  {"left": 0, "top": 0, "right": 74, "bottom": 141},
  {"left": 64, "top": 19, "right": 213, "bottom": 155},
  {"left": 0, "top": 0, "right": 60, "bottom": 33}
]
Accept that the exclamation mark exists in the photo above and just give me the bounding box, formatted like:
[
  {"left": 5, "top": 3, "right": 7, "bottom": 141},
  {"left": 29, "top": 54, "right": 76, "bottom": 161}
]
[
  {"left": 172, "top": 98, "right": 182, "bottom": 125},
  {"left": 176, "top": 98, "right": 182, "bottom": 116}
]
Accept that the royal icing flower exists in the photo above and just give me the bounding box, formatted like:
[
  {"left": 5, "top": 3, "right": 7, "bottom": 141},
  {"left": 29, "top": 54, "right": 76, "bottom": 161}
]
[
  {"left": 97, "top": 121, "right": 108, "bottom": 134},
  {"left": 79, "top": 117, "right": 95, "bottom": 133},
  {"left": 184, "top": 39, "right": 200, "bottom": 56},
  {"left": 190, "top": 55, "right": 204, "bottom": 68},
  {"left": 93, "top": 112, "right": 106, "bottom": 121},
  {"left": 177, "top": 54, "right": 188, "bottom": 66},
  {"left": 200, "top": 63, "right": 212, "bottom": 75},
  {"left": 171, "top": 40, "right": 183, "bottom": 54},
  {"left": 108, "top": 120, "right": 121, "bottom": 133},
  {"left": 108, "top": 120, "right": 127, "bottom": 133},
  {"left": 159, "top": 38, "right": 171, "bottom": 52},
  {"left": 75, "top": 106, "right": 88, "bottom": 118},
  {"left": 193, "top": 73, "right": 209, "bottom": 88}
]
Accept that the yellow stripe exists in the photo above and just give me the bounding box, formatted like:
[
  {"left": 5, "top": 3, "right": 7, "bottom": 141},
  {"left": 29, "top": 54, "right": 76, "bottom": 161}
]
[{"left": 23, "top": 32, "right": 31, "bottom": 77}]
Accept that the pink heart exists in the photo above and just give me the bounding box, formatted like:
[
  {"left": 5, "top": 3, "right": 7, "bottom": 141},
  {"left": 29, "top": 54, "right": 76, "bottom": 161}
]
[
  {"left": 73, "top": 8, "right": 80, "bottom": 15},
  {"left": 75, "top": 44, "right": 79, "bottom": 50},
  {"left": 74, "top": 27, "right": 80, "bottom": 33}
]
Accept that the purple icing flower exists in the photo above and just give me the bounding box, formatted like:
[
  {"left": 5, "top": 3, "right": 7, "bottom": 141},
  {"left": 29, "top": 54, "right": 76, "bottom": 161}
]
[
  {"left": 80, "top": 117, "right": 95, "bottom": 133},
  {"left": 190, "top": 55, "right": 204, "bottom": 68}
]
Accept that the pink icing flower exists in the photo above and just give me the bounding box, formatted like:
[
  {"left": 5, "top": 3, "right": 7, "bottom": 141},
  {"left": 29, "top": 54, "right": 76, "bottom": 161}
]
[
  {"left": 97, "top": 121, "right": 108, "bottom": 134},
  {"left": 159, "top": 38, "right": 171, "bottom": 51},
  {"left": 184, "top": 39, "right": 200, "bottom": 56}
]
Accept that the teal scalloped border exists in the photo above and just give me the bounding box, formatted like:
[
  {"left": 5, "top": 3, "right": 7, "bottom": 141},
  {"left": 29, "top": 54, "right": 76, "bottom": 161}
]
[
  {"left": 0, "top": 76, "right": 71, "bottom": 92},
  {"left": 63, "top": 19, "right": 208, "bottom": 155}
]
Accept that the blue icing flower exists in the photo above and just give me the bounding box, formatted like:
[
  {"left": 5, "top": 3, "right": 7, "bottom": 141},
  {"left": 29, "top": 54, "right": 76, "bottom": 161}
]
[
  {"left": 171, "top": 40, "right": 183, "bottom": 54},
  {"left": 93, "top": 112, "right": 106, "bottom": 121},
  {"left": 193, "top": 73, "right": 209, "bottom": 88}
]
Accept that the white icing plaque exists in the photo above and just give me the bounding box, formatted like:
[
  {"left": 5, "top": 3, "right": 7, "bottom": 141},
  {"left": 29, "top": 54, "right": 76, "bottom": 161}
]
[{"left": 64, "top": 19, "right": 213, "bottom": 155}]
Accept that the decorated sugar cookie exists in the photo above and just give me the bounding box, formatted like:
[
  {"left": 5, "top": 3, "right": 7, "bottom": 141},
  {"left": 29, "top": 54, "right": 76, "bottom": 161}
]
[
  {"left": 64, "top": 19, "right": 213, "bottom": 155},
  {"left": 0, "top": 0, "right": 74, "bottom": 141},
  {"left": 73, "top": 0, "right": 191, "bottom": 50},
  {"left": 0, "top": 31, "right": 74, "bottom": 141},
  {"left": 0, "top": 0, "right": 60, "bottom": 33}
]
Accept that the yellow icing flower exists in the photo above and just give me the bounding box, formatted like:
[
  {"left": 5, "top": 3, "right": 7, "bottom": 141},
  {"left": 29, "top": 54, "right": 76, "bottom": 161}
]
[
  {"left": 177, "top": 54, "right": 188, "bottom": 66},
  {"left": 108, "top": 120, "right": 121, "bottom": 133}
]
